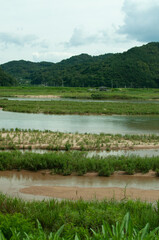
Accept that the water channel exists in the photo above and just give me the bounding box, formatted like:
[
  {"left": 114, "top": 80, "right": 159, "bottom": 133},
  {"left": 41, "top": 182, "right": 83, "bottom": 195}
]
[
  {"left": 1, "top": 110, "right": 159, "bottom": 134},
  {"left": 1, "top": 97, "right": 159, "bottom": 104},
  {"left": 0, "top": 170, "right": 159, "bottom": 201},
  {"left": 6, "top": 149, "right": 159, "bottom": 157}
]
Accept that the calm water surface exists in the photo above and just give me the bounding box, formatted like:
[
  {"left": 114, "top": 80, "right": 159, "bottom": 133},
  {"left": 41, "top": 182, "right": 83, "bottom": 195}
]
[
  {"left": 8, "top": 149, "right": 159, "bottom": 157},
  {"left": 1, "top": 97, "right": 159, "bottom": 104},
  {"left": 0, "top": 110, "right": 159, "bottom": 134},
  {"left": 87, "top": 149, "right": 159, "bottom": 158}
]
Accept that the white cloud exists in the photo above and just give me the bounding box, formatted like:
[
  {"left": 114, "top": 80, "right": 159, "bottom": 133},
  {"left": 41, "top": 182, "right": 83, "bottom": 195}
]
[
  {"left": 0, "top": 32, "right": 48, "bottom": 49},
  {"left": 63, "top": 28, "right": 102, "bottom": 47},
  {"left": 118, "top": 0, "right": 159, "bottom": 42},
  {"left": 32, "top": 51, "right": 74, "bottom": 62},
  {"left": 2, "top": 0, "right": 158, "bottom": 63}
]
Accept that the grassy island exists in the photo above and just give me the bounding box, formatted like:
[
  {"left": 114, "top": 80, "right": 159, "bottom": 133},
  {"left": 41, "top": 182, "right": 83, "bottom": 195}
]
[{"left": 0, "top": 99, "right": 159, "bottom": 115}]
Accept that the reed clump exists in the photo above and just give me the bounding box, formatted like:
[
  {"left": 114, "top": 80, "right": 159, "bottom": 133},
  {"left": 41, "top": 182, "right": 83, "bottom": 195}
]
[{"left": 0, "top": 151, "right": 159, "bottom": 176}]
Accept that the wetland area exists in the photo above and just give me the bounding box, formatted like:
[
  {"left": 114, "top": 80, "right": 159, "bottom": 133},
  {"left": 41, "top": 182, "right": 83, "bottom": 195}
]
[
  {"left": 0, "top": 90, "right": 159, "bottom": 201},
  {"left": 0, "top": 87, "right": 159, "bottom": 239}
]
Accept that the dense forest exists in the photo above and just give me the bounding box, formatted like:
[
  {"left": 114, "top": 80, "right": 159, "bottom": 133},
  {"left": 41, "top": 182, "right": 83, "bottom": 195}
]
[
  {"left": 0, "top": 67, "right": 17, "bottom": 86},
  {"left": 1, "top": 42, "right": 159, "bottom": 87}
]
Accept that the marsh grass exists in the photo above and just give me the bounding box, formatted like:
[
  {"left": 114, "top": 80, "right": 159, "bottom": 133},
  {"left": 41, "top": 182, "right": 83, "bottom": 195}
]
[
  {"left": 0, "top": 151, "right": 159, "bottom": 175},
  {"left": 0, "top": 212, "right": 159, "bottom": 239},
  {"left": 0, "top": 87, "right": 159, "bottom": 100},
  {"left": 0, "top": 129, "right": 158, "bottom": 151},
  {"left": 0, "top": 99, "right": 159, "bottom": 115},
  {"left": 0, "top": 194, "right": 159, "bottom": 239}
]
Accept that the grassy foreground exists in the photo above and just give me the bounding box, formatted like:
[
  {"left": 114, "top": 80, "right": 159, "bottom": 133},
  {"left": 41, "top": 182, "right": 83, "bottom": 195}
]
[
  {"left": 0, "top": 151, "right": 159, "bottom": 176},
  {"left": 0, "top": 193, "right": 159, "bottom": 239},
  {"left": 0, "top": 129, "right": 159, "bottom": 151},
  {"left": 0, "top": 86, "right": 159, "bottom": 100},
  {"left": 0, "top": 99, "right": 159, "bottom": 115}
]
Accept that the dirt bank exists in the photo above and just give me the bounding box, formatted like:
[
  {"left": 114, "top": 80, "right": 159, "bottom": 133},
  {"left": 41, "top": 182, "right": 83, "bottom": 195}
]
[
  {"left": 1, "top": 131, "right": 159, "bottom": 151},
  {"left": 20, "top": 185, "right": 159, "bottom": 202}
]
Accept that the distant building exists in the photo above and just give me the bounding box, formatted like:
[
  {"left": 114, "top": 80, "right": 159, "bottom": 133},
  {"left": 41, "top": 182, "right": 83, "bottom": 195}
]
[{"left": 99, "top": 86, "right": 108, "bottom": 91}]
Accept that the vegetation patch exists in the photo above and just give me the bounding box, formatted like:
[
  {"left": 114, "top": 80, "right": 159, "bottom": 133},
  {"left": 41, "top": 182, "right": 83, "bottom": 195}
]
[
  {"left": 0, "top": 151, "right": 159, "bottom": 176},
  {"left": 1, "top": 194, "right": 159, "bottom": 239},
  {"left": 0, "top": 87, "right": 159, "bottom": 100},
  {"left": 0, "top": 98, "right": 159, "bottom": 115},
  {"left": 0, "top": 129, "right": 159, "bottom": 151}
]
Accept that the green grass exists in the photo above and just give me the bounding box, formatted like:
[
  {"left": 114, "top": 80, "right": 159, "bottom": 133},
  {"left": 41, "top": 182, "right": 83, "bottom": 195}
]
[
  {"left": 0, "top": 194, "right": 159, "bottom": 239},
  {"left": 0, "top": 212, "right": 159, "bottom": 239},
  {"left": 0, "top": 151, "right": 159, "bottom": 176},
  {"left": 0, "top": 86, "right": 159, "bottom": 100},
  {"left": 0, "top": 99, "right": 159, "bottom": 115}
]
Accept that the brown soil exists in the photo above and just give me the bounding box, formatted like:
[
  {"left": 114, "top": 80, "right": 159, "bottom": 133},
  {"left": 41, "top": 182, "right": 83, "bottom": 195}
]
[
  {"left": 20, "top": 185, "right": 159, "bottom": 202},
  {"left": 19, "top": 170, "right": 159, "bottom": 202},
  {"left": 1, "top": 131, "right": 159, "bottom": 151}
]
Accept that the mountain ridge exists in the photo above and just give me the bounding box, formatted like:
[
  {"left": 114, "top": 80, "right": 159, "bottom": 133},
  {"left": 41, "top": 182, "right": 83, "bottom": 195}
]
[{"left": 1, "top": 42, "right": 159, "bottom": 87}]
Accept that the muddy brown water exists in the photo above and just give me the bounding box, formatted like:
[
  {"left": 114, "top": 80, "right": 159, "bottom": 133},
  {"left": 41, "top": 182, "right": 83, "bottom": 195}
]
[{"left": 1, "top": 170, "right": 159, "bottom": 201}]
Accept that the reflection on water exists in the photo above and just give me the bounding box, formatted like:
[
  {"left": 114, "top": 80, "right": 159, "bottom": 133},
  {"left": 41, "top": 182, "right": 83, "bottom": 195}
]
[
  {"left": 5, "top": 149, "right": 159, "bottom": 157},
  {"left": 87, "top": 149, "right": 159, "bottom": 158},
  {"left": 0, "top": 171, "right": 159, "bottom": 200},
  {"left": 0, "top": 110, "right": 159, "bottom": 134}
]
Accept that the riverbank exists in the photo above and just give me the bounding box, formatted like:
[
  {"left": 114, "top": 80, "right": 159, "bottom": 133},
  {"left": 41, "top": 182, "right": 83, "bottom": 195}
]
[
  {"left": 0, "top": 130, "right": 159, "bottom": 151},
  {"left": 20, "top": 185, "right": 159, "bottom": 202}
]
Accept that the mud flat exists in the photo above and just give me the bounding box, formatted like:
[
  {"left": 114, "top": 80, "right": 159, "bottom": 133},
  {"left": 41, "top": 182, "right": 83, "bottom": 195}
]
[
  {"left": 1, "top": 170, "right": 159, "bottom": 202},
  {"left": 20, "top": 185, "right": 159, "bottom": 202}
]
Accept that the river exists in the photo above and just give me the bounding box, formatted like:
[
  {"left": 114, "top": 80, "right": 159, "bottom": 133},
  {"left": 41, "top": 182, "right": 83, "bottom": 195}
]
[{"left": 0, "top": 110, "right": 159, "bottom": 134}]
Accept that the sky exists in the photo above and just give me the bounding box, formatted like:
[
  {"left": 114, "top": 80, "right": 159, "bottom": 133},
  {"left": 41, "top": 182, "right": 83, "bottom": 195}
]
[{"left": 0, "top": 0, "right": 159, "bottom": 64}]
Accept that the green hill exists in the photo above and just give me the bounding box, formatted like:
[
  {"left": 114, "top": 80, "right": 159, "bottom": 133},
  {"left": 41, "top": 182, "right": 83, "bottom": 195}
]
[
  {"left": 0, "top": 67, "right": 17, "bottom": 86},
  {"left": 1, "top": 42, "right": 159, "bottom": 87},
  {"left": 1, "top": 60, "right": 53, "bottom": 85}
]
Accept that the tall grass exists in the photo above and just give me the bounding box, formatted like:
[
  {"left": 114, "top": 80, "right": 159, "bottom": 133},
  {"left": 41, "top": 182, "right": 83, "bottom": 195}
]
[
  {"left": 0, "top": 194, "right": 159, "bottom": 239},
  {"left": 0, "top": 212, "right": 159, "bottom": 239},
  {"left": 0, "top": 151, "right": 159, "bottom": 175}
]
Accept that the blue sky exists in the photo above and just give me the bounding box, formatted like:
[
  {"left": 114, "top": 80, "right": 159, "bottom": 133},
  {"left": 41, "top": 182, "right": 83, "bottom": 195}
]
[{"left": 0, "top": 0, "right": 159, "bottom": 63}]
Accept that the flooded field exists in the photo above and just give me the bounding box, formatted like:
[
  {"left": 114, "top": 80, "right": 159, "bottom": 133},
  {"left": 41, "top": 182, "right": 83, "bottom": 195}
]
[{"left": 1, "top": 110, "right": 159, "bottom": 134}]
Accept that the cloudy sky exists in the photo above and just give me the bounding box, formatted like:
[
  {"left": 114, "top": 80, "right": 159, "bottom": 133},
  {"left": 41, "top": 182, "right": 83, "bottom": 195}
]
[{"left": 0, "top": 0, "right": 159, "bottom": 64}]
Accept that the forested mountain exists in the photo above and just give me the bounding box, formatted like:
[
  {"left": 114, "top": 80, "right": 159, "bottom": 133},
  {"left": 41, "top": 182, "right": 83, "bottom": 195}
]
[
  {"left": 1, "top": 42, "right": 159, "bottom": 87},
  {"left": 1, "top": 60, "right": 53, "bottom": 84},
  {"left": 0, "top": 67, "right": 17, "bottom": 86}
]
